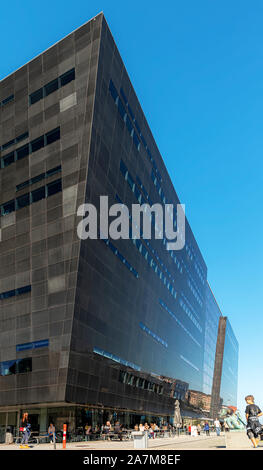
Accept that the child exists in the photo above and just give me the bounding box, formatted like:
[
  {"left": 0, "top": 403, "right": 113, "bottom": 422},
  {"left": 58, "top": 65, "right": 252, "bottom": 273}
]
[{"left": 245, "top": 395, "right": 263, "bottom": 448}]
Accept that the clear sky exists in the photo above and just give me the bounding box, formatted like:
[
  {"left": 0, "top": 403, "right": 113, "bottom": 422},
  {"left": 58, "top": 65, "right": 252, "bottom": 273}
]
[{"left": 1, "top": 0, "right": 262, "bottom": 414}]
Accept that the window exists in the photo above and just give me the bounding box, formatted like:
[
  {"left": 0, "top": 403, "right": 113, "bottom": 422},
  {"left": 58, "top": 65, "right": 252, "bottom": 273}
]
[
  {"left": 2, "top": 152, "right": 14, "bottom": 168},
  {"left": 31, "top": 173, "right": 45, "bottom": 185},
  {"left": 2, "top": 139, "right": 15, "bottom": 150},
  {"left": 29, "top": 88, "right": 43, "bottom": 105},
  {"left": 16, "top": 166, "right": 61, "bottom": 191},
  {"left": 16, "top": 193, "right": 30, "bottom": 210},
  {"left": 16, "top": 144, "right": 29, "bottom": 160},
  {"left": 60, "top": 68, "right": 75, "bottom": 87},
  {"left": 109, "top": 79, "right": 118, "bottom": 102},
  {"left": 117, "top": 98, "right": 126, "bottom": 120},
  {"left": 2, "top": 94, "right": 14, "bottom": 106},
  {"left": 45, "top": 127, "right": 60, "bottom": 145},
  {"left": 16, "top": 358, "right": 32, "bottom": 374},
  {"left": 1, "top": 289, "right": 16, "bottom": 299},
  {"left": 31, "top": 135, "right": 44, "bottom": 153},
  {"left": 0, "top": 358, "right": 32, "bottom": 376},
  {"left": 127, "top": 104, "right": 134, "bottom": 121},
  {"left": 16, "top": 132, "right": 29, "bottom": 143},
  {"left": 120, "top": 159, "right": 127, "bottom": 177},
  {"left": 2, "top": 200, "right": 15, "bottom": 215},
  {"left": 17, "top": 285, "right": 31, "bottom": 295},
  {"left": 16, "top": 339, "right": 49, "bottom": 352},
  {"left": 0, "top": 285, "right": 31, "bottom": 300},
  {"left": 0, "top": 360, "right": 16, "bottom": 376},
  {"left": 134, "top": 120, "right": 141, "bottom": 135},
  {"left": 125, "top": 115, "right": 133, "bottom": 135},
  {"left": 133, "top": 131, "right": 140, "bottom": 150},
  {"left": 44, "top": 78, "right": 59, "bottom": 97},
  {"left": 29, "top": 69, "right": 75, "bottom": 106},
  {"left": 31, "top": 186, "right": 45, "bottom": 203},
  {"left": 120, "top": 88, "right": 128, "bottom": 105},
  {"left": 46, "top": 179, "right": 62, "bottom": 196},
  {"left": 46, "top": 165, "right": 61, "bottom": 177}
]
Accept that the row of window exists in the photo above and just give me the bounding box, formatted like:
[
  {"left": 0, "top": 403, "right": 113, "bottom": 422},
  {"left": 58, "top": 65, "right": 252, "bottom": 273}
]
[
  {"left": 109, "top": 80, "right": 140, "bottom": 151},
  {"left": 109, "top": 79, "right": 163, "bottom": 183},
  {"left": 93, "top": 347, "right": 141, "bottom": 371},
  {"left": 16, "top": 339, "right": 49, "bottom": 352},
  {"left": 132, "top": 237, "right": 177, "bottom": 299},
  {"left": 0, "top": 94, "right": 14, "bottom": 107},
  {"left": 120, "top": 160, "right": 166, "bottom": 246},
  {"left": 0, "top": 127, "right": 60, "bottom": 170},
  {"left": 187, "top": 279, "right": 203, "bottom": 307},
  {"left": 179, "top": 297, "right": 202, "bottom": 333},
  {"left": 159, "top": 299, "right": 201, "bottom": 347},
  {"left": 0, "top": 178, "right": 62, "bottom": 216},
  {"left": 16, "top": 165, "right": 61, "bottom": 192},
  {"left": 119, "top": 370, "right": 164, "bottom": 395},
  {"left": 0, "top": 358, "right": 32, "bottom": 376},
  {"left": 0, "top": 285, "right": 31, "bottom": 300},
  {"left": 194, "top": 261, "right": 205, "bottom": 285},
  {"left": 1, "top": 132, "right": 29, "bottom": 152},
  {"left": 29, "top": 68, "right": 75, "bottom": 105},
  {"left": 119, "top": 164, "right": 182, "bottom": 292},
  {"left": 139, "top": 321, "right": 168, "bottom": 348},
  {"left": 115, "top": 192, "right": 177, "bottom": 301},
  {"left": 120, "top": 160, "right": 183, "bottom": 277},
  {"left": 101, "top": 238, "right": 139, "bottom": 279},
  {"left": 185, "top": 266, "right": 204, "bottom": 303},
  {"left": 151, "top": 168, "right": 206, "bottom": 290},
  {"left": 181, "top": 292, "right": 201, "bottom": 322}
]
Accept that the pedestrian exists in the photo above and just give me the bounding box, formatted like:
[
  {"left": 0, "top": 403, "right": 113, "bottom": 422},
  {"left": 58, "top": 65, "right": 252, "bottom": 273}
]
[
  {"left": 197, "top": 424, "right": 201, "bottom": 436},
  {"left": 224, "top": 421, "right": 229, "bottom": 432},
  {"left": 85, "top": 424, "right": 92, "bottom": 441},
  {"left": 188, "top": 424, "right": 191, "bottom": 435},
  {"left": 245, "top": 395, "right": 263, "bottom": 448},
  {"left": 204, "top": 422, "right": 210, "bottom": 436},
  {"left": 214, "top": 418, "right": 221, "bottom": 436},
  {"left": 48, "top": 422, "right": 56, "bottom": 443},
  {"left": 19, "top": 413, "right": 31, "bottom": 448},
  {"left": 104, "top": 421, "right": 112, "bottom": 440},
  {"left": 114, "top": 421, "right": 122, "bottom": 441}
]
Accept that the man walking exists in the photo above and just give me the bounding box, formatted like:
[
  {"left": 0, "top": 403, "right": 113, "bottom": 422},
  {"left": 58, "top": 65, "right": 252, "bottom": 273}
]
[{"left": 214, "top": 418, "right": 221, "bottom": 436}]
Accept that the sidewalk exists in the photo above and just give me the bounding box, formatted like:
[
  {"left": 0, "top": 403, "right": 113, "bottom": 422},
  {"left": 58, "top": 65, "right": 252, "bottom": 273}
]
[
  {"left": 0, "top": 433, "right": 225, "bottom": 451},
  {"left": 225, "top": 431, "right": 263, "bottom": 450}
]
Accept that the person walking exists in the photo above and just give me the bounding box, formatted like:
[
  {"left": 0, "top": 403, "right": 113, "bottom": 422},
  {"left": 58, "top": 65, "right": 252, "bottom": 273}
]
[
  {"left": 224, "top": 421, "right": 229, "bottom": 432},
  {"left": 197, "top": 424, "right": 201, "bottom": 436},
  {"left": 245, "top": 395, "right": 263, "bottom": 448},
  {"left": 19, "top": 413, "right": 31, "bottom": 448},
  {"left": 214, "top": 418, "right": 221, "bottom": 436},
  {"left": 204, "top": 422, "right": 210, "bottom": 436}
]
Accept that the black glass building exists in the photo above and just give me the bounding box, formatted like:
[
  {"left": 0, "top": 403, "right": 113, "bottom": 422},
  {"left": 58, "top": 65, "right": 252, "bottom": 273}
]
[{"left": 0, "top": 12, "right": 238, "bottom": 437}]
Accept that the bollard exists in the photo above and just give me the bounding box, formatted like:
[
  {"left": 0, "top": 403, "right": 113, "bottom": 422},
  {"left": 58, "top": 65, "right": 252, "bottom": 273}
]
[
  {"left": 63, "top": 424, "right": 67, "bottom": 449},
  {"left": 53, "top": 431, "right": 56, "bottom": 450}
]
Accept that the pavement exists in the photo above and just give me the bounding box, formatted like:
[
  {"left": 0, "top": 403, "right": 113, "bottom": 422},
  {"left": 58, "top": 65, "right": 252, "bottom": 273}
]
[{"left": 0, "top": 431, "right": 261, "bottom": 451}]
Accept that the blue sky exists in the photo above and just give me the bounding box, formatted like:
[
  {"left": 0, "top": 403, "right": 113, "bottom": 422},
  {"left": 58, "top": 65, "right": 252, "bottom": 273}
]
[{"left": 1, "top": 0, "right": 263, "bottom": 413}]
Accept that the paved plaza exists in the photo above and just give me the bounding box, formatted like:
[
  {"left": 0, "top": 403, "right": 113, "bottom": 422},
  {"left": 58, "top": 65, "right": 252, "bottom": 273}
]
[{"left": 0, "top": 431, "right": 262, "bottom": 451}]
